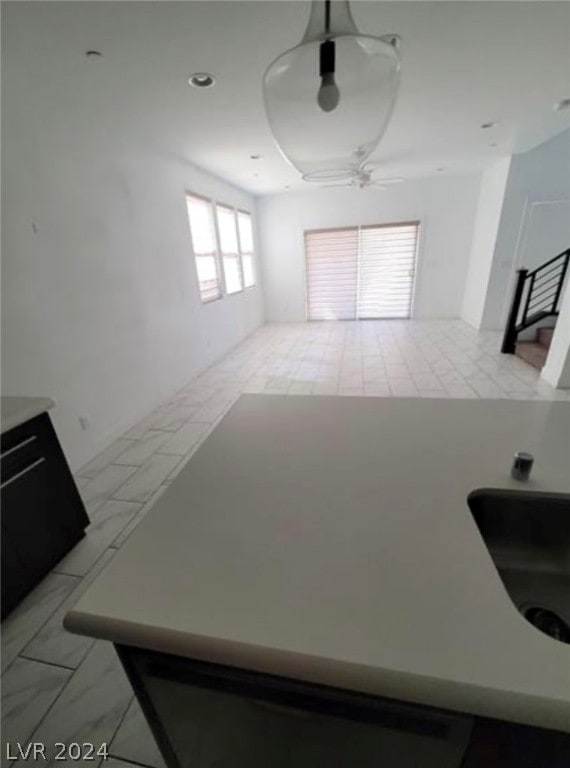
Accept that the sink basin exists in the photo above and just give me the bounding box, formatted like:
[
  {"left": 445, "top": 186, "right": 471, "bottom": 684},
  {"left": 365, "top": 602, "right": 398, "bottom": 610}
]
[{"left": 467, "top": 489, "right": 570, "bottom": 645}]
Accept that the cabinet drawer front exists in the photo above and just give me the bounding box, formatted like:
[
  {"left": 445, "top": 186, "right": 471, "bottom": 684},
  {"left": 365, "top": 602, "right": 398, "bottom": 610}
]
[
  {"left": 1, "top": 433, "right": 38, "bottom": 460},
  {"left": 1, "top": 415, "right": 51, "bottom": 483},
  {"left": 1, "top": 456, "right": 46, "bottom": 490}
]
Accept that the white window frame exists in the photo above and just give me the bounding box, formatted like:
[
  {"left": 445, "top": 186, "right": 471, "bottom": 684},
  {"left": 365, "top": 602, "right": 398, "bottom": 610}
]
[
  {"left": 237, "top": 209, "right": 256, "bottom": 290},
  {"left": 185, "top": 192, "right": 258, "bottom": 301},
  {"left": 185, "top": 192, "right": 223, "bottom": 304},
  {"left": 215, "top": 203, "right": 244, "bottom": 296}
]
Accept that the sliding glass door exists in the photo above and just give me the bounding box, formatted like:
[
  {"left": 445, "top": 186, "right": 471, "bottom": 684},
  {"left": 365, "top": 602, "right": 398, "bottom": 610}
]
[{"left": 305, "top": 222, "right": 419, "bottom": 321}]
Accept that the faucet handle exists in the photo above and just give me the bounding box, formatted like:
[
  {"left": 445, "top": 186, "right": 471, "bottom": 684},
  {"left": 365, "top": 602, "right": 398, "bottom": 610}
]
[{"left": 511, "top": 451, "right": 534, "bottom": 482}]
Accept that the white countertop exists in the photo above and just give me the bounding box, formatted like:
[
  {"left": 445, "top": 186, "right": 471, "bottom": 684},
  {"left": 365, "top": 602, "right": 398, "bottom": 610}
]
[
  {"left": 65, "top": 395, "right": 570, "bottom": 731},
  {"left": 1, "top": 396, "right": 55, "bottom": 434}
]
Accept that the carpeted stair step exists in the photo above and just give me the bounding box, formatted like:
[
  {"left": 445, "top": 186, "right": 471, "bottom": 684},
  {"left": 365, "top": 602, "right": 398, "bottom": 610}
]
[
  {"left": 537, "top": 326, "right": 555, "bottom": 349},
  {"left": 515, "top": 341, "right": 548, "bottom": 370}
]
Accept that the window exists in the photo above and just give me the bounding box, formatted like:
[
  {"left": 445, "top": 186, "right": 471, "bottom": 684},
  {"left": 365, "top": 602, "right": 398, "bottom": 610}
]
[
  {"left": 186, "top": 193, "right": 257, "bottom": 301},
  {"left": 216, "top": 205, "right": 243, "bottom": 294},
  {"left": 237, "top": 211, "right": 256, "bottom": 288},
  {"left": 358, "top": 223, "right": 419, "bottom": 319},
  {"left": 305, "top": 222, "right": 419, "bottom": 320},
  {"left": 305, "top": 227, "right": 359, "bottom": 320},
  {"left": 186, "top": 195, "right": 222, "bottom": 302}
]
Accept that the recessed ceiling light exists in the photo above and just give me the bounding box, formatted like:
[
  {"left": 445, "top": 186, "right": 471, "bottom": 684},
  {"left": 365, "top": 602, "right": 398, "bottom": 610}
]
[
  {"left": 250, "top": 154, "right": 262, "bottom": 160},
  {"left": 437, "top": 167, "right": 445, "bottom": 172},
  {"left": 481, "top": 121, "right": 497, "bottom": 129},
  {"left": 489, "top": 142, "right": 498, "bottom": 147},
  {"left": 189, "top": 73, "right": 216, "bottom": 88},
  {"left": 554, "top": 98, "right": 570, "bottom": 111},
  {"left": 284, "top": 185, "right": 291, "bottom": 189},
  {"left": 85, "top": 50, "right": 103, "bottom": 58}
]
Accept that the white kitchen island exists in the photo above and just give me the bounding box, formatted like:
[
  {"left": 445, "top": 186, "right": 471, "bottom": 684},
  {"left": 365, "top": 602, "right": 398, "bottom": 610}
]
[{"left": 65, "top": 395, "right": 570, "bottom": 765}]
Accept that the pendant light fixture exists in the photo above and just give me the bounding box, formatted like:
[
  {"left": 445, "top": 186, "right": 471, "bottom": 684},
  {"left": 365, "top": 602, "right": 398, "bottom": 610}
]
[{"left": 263, "top": 0, "right": 401, "bottom": 181}]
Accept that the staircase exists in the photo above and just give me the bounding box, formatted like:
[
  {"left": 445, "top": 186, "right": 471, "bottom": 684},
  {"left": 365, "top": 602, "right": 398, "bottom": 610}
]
[
  {"left": 501, "top": 247, "right": 569, "bottom": 367},
  {"left": 514, "top": 326, "right": 555, "bottom": 370}
]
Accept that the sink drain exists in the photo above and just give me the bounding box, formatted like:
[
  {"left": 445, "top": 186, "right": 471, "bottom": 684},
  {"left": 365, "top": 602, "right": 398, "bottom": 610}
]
[{"left": 522, "top": 606, "right": 570, "bottom": 644}]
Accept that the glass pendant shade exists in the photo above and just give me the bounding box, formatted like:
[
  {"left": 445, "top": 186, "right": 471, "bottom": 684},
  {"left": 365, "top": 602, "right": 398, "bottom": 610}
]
[{"left": 263, "top": 0, "right": 401, "bottom": 181}]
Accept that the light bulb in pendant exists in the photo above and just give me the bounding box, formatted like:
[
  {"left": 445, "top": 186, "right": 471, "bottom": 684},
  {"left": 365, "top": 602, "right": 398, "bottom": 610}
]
[
  {"left": 317, "top": 39, "right": 339, "bottom": 112},
  {"left": 318, "top": 73, "right": 340, "bottom": 112}
]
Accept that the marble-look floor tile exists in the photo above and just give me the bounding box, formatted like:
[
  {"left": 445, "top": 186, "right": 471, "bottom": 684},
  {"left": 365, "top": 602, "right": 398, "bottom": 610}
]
[
  {"left": 242, "top": 380, "right": 267, "bottom": 393},
  {"left": 112, "top": 454, "right": 182, "bottom": 504},
  {"left": 163, "top": 458, "right": 193, "bottom": 485},
  {"left": 76, "top": 439, "right": 137, "bottom": 480},
  {"left": 384, "top": 364, "right": 411, "bottom": 378},
  {"left": 2, "top": 573, "right": 78, "bottom": 673},
  {"left": 113, "top": 430, "right": 172, "bottom": 466},
  {"left": 388, "top": 377, "right": 418, "bottom": 395},
  {"left": 364, "top": 384, "right": 391, "bottom": 396},
  {"left": 338, "top": 386, "right": 364, "bottom": 396},
  {"left": 469, "top": 379, "right": 507, "bottom": 398},
  {"left": 444, "top": 383, "right": 478, "bottom": 399},
  {"left": 23, "top": 550, "right": 116, "bottom": 668},
  {"left": 110, "top": 698, "right": 166, "bottom": 768},
  {"left": 53, "top": 500, "right": 142, "bottom": 577},
  {"left": 312, "top": 382, "right": 339, "bottom": 395},
  {"left": 190, "top": 393, "right": 237, "bottom": 423},
  {"left": 263, "top": 382, "right": 290, "bottom": 394},
  {"left": 79, "top": 464, "right": 139, "bottom": 516},
  {"left": 111, "top": 486, "right": 169, "bottom": 549},
  {"left": 418, "top": 389, "right": 449, "bottom": 398},
  {"left": 122, "top": 410, "right": 165, "bottom": 440},
  {"left": 146, "top": 405, "right": 198, "bottom": 432},
  {"left": 288, "top": 381, "right": 314, "bottom": 394},
  {"left": 405, "top": 359, "right": 432, "bottom": 373},
  {"left": 1, "top": 658, "right": 72, "bottom": 753},
  {"left": 170, "top": 389, "right": 209, "bottom": 408},
  {"left": 158, "top": 421, "right": 210, "bottom": 457},
  {"left": 18, "top": 641, "right": 133, "bottom": 767},
  {"left": 411, "top": 372, "right": 444, "bottom": 390}
]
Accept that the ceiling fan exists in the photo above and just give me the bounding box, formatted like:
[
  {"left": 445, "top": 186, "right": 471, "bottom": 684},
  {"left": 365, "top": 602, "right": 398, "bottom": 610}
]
[{"left": 322, "top": 166, "right": 404, "bottom": 190}]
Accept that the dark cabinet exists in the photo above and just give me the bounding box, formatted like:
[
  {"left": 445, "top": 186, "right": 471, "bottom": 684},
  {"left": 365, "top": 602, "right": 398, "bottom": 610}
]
[
  {"left": 117, "top": 646, "right": 570, "bottom": 768},
  {"left": 1, "top": 412, "right": 89, "bottom": 619}
]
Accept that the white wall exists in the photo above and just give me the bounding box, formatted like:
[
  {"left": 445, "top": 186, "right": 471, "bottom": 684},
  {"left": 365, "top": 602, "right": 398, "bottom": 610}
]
[
  {"left": 480, "top": 129, "right": 570, "bottom": 330},
  {"left": 542, "top": 284, "right": 570, "bottom": 388},
  {"left": 461, "top": 158, "right": 511, "bottom": 329},
  {"left": 258, "top": 175, "right": 481, "bottom": 322},
  {"left": 1, "top": 19, "right": 265, "bottom": 471}
]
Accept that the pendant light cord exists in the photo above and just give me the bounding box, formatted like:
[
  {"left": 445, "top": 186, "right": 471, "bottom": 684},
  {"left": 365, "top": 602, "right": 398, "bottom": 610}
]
[{"left": 325, "top": 0, "right": 331, "bottom": 34}]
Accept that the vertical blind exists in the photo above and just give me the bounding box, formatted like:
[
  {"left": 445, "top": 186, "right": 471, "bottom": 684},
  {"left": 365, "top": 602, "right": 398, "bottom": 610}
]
[{"left": 305, "top": 222, "right": 419, "bottom": 320}]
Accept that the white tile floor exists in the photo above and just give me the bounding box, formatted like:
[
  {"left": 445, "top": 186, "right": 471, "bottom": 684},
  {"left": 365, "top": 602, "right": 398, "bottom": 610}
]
[{"left": 2, "top": 320, "right": 568, "bottom": 767}]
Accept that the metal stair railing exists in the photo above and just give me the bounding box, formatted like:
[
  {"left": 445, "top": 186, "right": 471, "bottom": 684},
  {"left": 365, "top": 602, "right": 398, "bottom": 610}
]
[{"left": 501, "top": 248, "right": 570, "bottom": 354}]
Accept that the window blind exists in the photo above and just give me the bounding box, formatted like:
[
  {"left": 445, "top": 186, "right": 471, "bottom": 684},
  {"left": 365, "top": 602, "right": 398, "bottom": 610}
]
[
  {"left": 305, "top": 228, "right": 359, "bottom": 320},
  {"left": 186, "top": 195, "right": 222, "bottom": 303},
  {"left": 216, "top": 205, "right": 243, "bottom": 294},
  {"left": 305, "top": 222, "right": 419, "bottom": 320},
  {"left": 358, "top": 223, "right": 419, "bottom": 319},
  {"left": 237, "top": 211, "right": 256, "bottom": 288}
]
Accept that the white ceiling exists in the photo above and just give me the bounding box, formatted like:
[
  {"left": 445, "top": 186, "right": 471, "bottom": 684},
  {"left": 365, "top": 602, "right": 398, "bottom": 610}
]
[{"left": 5, "top": 1, "right": 570, "bottom": 195}]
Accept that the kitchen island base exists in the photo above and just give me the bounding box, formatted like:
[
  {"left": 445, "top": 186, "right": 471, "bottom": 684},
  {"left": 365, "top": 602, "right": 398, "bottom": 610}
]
[{"left": 116, "top": 645, "right": 570, "bottom": 768}]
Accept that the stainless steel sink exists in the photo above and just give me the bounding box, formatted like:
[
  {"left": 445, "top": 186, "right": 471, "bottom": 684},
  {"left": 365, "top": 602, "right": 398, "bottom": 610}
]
[{"left": 467, "top": 489, "right": 570, "bottom": 645}]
